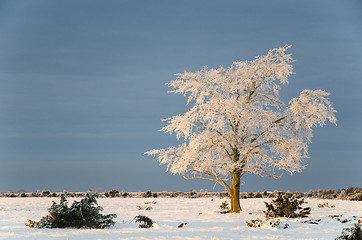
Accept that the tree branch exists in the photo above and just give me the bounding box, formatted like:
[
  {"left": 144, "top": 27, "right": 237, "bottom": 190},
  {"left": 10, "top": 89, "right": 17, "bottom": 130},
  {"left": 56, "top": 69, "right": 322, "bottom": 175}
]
[
  {"left": 188, "top": 168, "right": 231, "bottom": 190},
  {"left": 194, "top": 122, "right": 234, "bottom": 150},
  {"left": 243, "top": 170, "right": 282, "bottom": 180},
  {"left": 245, "top": 70, "right": 272, "bottom": 104},
  {"left": 250, "top": 115, "right": 288, "bottom": 144},
  {"left": 210, "top": 138, "right": 233, "bottom": 162}
]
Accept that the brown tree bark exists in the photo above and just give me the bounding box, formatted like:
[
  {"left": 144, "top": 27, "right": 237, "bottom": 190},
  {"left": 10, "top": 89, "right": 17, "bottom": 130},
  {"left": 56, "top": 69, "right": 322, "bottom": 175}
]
[{"left": 228, "top": 172, "right": 241, "bottom": 213}]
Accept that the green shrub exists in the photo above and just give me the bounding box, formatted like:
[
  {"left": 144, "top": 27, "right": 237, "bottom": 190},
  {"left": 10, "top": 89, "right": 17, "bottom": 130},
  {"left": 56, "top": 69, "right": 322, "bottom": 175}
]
[
  {"left": 26, "top": 192, "right": 116, "bottom": 229},
  {"left": 4, "top": 191, "right": 16, "bottom": 198},
  {"left": 245, "top": 218, "right": 289, "bottom": 229},
  {"left": 335, "top": 223, "right": 362, "bottom": 240},
  {"left": 20, "top": 192, "right": 28, "bottom": 197},
  {"left": 349, "top": 193, "right": 362, "bottom": 201},
  {"left": 105, "top": 189, "right": 119, "bottom": 197},
  {"left": 41, "top": 190, "right": 50, "bottom": 197},
  {"left": 255, "top": 192, "right": 262, "bottom": 198},
  {"left": 220, "top": 201, "right": 229, "bottom": 211},
  {"left": 134, "top": 215, "right": 154, "bottom": 228},
  {"left": 143, "top": 191, "right": 152, "bottom": 198},
  {"left": 264, "top": 192, "right": 311, "bottom": 218}
]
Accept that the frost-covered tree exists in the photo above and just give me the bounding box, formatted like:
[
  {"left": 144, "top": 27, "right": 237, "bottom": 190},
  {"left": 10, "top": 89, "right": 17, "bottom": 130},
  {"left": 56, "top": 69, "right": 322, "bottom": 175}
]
[{"left": 145, "top": 45, "right": 336, "bottom": 213}]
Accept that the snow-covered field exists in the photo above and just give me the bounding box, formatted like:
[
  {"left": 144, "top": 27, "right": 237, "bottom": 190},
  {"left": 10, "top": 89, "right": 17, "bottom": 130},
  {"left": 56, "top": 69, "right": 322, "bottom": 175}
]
[{"left": 0, "top": 197, "right": 361, "bottom": 240}]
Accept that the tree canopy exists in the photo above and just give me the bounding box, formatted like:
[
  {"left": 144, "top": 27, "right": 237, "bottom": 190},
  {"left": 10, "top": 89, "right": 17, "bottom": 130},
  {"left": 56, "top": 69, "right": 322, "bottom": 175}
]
[{"left": 145, "top": 45, "right": 336, "bottom": 191}]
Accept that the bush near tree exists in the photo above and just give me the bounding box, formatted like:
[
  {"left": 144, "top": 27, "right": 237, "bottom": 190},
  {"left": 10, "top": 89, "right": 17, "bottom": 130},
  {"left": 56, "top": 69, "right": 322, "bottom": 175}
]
[
  {"left": 26, "top": 192, "right": 116, "bottom": 229},
  {"left": 263, "top": 192, "right": 311, "bottom": 218},
  {"left": 335, "top": 223, "right": 362, "bottom": 240}
]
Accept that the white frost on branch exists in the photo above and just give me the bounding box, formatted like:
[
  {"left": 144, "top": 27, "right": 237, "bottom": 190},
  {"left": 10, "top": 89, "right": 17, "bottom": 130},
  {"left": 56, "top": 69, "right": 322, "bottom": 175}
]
[
  {"left": 145, "top": 45, "right": 336, "bottom": 187},
  {"left": 288, "top": 89, "right": 337, "bottom": 142}
]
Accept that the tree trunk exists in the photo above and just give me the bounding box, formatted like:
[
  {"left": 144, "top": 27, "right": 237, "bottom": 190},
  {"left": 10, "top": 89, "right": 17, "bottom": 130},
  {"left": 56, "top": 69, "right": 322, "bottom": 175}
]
[{"left": 229, "top": 172, "right": 241, "bottom": 213}]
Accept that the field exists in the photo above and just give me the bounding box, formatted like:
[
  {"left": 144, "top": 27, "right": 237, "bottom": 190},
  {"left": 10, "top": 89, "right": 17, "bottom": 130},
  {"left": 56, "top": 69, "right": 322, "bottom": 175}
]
[{"left": 1, "top": 196, "right": 361, "bottom": 239}]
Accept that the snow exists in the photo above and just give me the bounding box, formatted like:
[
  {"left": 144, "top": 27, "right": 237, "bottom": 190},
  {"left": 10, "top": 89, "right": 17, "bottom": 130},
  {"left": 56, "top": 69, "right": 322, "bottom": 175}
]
[{"left": 1, "top": 197, "right": 361, "bottom": 239}]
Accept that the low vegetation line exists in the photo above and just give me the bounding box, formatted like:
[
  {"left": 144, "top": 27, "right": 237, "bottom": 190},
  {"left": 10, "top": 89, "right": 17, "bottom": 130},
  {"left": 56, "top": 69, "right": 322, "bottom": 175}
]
[{"left": 1, "top": 187, "right": 361, "bottom": 201}]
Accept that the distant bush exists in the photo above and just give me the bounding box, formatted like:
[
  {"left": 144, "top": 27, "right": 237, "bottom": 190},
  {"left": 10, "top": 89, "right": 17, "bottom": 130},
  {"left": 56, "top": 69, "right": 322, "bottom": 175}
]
[
  {"left": 239, "top": 192, "right": 246, "bottom": 199},
  {"left": 20, "top": 192, "right": 28, "bottom": 197},
  {"left": 217, "top": 191, "right": 229, "bottom": 198},
  {"left": 247, "top": 192, "right": 254, "bottom": 198},
  {"left": 255, "top": 192, "right": 262, "bottom": 198},
  {"left": 156, "top": 191, "right": 178, "bottom": 198},
  {"left": 30, "top": 191, "right": 40, "bottom": 197},
  {"left": 25, "top": 192, "right": 116, "bottom": 229},
  {"left": 120, "top": 191, "right": 129, "bottom": 197},
  {"left": 264, "top": 192, "right": 311, "bottom": 218},
  {"left": 349, "top": 193, "right": 362, "bottom": 201},
  {"left": 4, "top": 191, "right": 16, "bottom": 198},
  {"left": 143, "top": 191, "right": 153, "bottom": 198},
  {"left": 63, "top": 190, "right": 77, "bottom": 198},
  {"left": 188, "top": 190, "right": 197, "bottom": 198},
  {"left": 2, "top": 187, "right": 361, "bottom": 199},
  {"left": 312, "top": 188, "right": 362, "bottom": 201},
  {"left": 105, "top": 190, "right": 120, "bottom": 198},
  {"left": 50, "top": 192, "right": 58, "bottom": 197},
  {"left": 41, "top": 190, "right": 50, "bottom": 197},
  {"left": 335, "top": 223, "right": 362, "bottom": 240}
]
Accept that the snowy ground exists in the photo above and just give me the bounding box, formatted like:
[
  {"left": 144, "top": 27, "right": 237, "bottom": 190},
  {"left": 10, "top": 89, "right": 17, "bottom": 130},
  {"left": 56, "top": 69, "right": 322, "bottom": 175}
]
[{"left": 0, "top": 197, "right": 361, "bottom": 240}]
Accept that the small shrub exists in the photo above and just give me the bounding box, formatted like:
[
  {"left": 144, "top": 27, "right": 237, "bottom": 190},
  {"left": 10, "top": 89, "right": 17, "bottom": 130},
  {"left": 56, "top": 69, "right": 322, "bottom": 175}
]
[
  {"left": 219, "top": 191, "right": 229, "bottom": 198},
  {"left": 247, "top": 192, "right": 254, "bottom": 198},
  {"left": 41, "top": 190, "right": 50, "bottom": 197},
  {"left": 178, "top": 222, "right": 188, "bottom": 228},
  {"left": 301, "top": 218, "right": 321, "bottom": 224},
  {"left": 4, "top": 191, "right": 17, "bottom": 198},
  {"left": 50, "top": 192, "right": 58, "bottom": 197},
  {"left": 219, "top": 201, "right": 229, "bottom": 211},
  {"left": 25, "top": 219, "right": 36, "bottom": 228},
  {"left": 136, "top": 206, "right": 152, "bottom": 210},
  {"left": 349, "top": 193, "right": 362, "bottom": 201},
  {"left": 245, "top": 218, "right": 264, "bottom": 228},
  {"left": 318, "top": 202, "right": 335, "bottom": 208},
  {"left": 105, "top": 189, "right": 119, "bottom": 198},
  {"left": 134, "top": 215, "right": 154, "bottom": 228},
  {"left": 31, "top": 192, "right": 40, "bottom": 197},
  {"left": 188, "top": 190, "right": 197, "bottom": 198},
  {"left": 335, "top": 223, "right": 362, "bottom": 240},
  {"left": 264, "top": 192, "right": 311, "bottom": 218},
  {"left": 63, "top": 191, "right": 76, "bottom": 197},
  {"left": 245, "top": 218, "right": 288, "bottom": 229},
  {"left": 121, "top": 191, "right": 129, "bottom": 197},
  {"left": 255, "top": 192, "right": 262, "bottom": 198},
  {"left": 143, "top": 191, "right": 152, "bottom": 198},
  {"left": 20, "top": 192, "right": 28, "bottom": 197},
  {"left": 26, "top": 192, "right": 116, "bottom": 229}
]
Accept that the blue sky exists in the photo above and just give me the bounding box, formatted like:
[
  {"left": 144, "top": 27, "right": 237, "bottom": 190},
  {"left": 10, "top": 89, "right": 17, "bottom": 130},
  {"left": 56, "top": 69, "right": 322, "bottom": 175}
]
[{"left": 0, "top": 0, "right": 361, "bottom": 193}]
